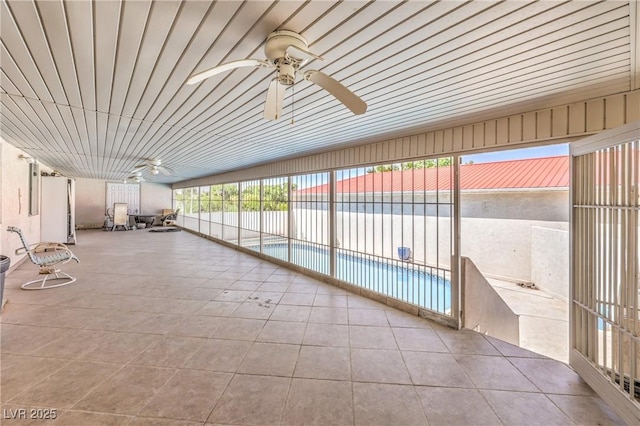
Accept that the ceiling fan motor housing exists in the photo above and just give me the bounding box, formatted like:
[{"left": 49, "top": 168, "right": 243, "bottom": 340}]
[
  {"left": 265, "top": 30, "right": 308, "bottom": 62},
  {"left": 266, "top": 30, "right": 309, "bottom": 85}
]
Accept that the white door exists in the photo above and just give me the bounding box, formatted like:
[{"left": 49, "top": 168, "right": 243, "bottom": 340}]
[
  {"left": 106, "top": 182, "right": 140, "bottom": 215},
  {"left": 570, "top": 121, "right": 640, "bottom": 423}
]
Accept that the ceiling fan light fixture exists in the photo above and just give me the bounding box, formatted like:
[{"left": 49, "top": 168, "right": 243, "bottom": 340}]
[{"left": 277, "top": 62, "right": 296, "bottom": 86}]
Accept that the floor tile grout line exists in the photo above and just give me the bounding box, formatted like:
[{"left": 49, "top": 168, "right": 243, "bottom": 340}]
[
  {"left": 2, "top": 357, "right": 74, "bottom": 407},
  {"left": 502, "top": 353, "right": 587, "bottom": 424},
  {"left": 68, "top": 331, "right": 170, "bottom": 415}
]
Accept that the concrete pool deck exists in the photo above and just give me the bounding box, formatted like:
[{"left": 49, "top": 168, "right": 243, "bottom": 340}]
[{"left": 488, "top": 278, "right": 569, "bottom": 363}]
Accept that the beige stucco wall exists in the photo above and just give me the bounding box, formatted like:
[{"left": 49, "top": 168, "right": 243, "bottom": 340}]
[
  {"left": 74, "top": 178, "right": 107, "bottom": 228},
  {"left": 141, "top": 182, "right": 173, "bottom": 215}
]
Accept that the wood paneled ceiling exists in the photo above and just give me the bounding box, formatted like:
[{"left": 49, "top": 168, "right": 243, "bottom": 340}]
[{"left": 0, "top": 0, "right": 635, "bottom": 183}]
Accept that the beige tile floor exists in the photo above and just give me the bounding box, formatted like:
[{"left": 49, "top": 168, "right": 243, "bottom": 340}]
[{"left": 0, "top": 229, "right": 624, "bottom": 425}]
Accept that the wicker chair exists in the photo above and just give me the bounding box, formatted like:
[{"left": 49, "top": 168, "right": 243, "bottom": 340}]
[{"left": 7, "top": 226, "right": 79, "bottom": 290}]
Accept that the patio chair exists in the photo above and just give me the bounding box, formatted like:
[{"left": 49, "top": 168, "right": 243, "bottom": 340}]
[
  {"left": 160, "top": 208, "right": 180, "bottom": 227},
  {"left": 7, "top": 226, "right": 80, "bottom": 290}
]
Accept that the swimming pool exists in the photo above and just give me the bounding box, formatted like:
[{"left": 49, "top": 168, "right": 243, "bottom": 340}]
[{"left": 254, "top": 242, "right": 451, "bottom": 314}]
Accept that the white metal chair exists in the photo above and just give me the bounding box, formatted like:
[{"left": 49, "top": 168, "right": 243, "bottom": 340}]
[{"left": 7, "top": 226, "right": 80, "bottom": 290}]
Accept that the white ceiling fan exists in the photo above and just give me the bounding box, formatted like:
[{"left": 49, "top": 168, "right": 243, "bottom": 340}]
[
  {"left": 187, "top": 30, "right": 367, "bottom": 120},
  {"left": 133, "top": 158, "right": 173, "bottom": 176},
  {"left": 124, "top": 171, "right": 145, "bottom": 183}
]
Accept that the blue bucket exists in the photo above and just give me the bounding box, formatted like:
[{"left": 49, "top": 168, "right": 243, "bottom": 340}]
[{"left": 398, "top": 247, "right": 411, "bottom": 261}]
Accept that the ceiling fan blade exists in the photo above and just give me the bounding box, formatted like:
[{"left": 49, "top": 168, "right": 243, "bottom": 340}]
[
  {"left": 264, "top": 78, "right": 285, "bottom": 120},
  {"left": 304, "top": 70, "right": 367, "bottom": 115},
  {"left": 286, "top": 45, "right": 324, "bottom": 62},
  {"left": 158, "top": 165, "right": 173, "bottom": 176},
  {"left": 186, "top": 59, "right": 271, "bottom": 85},
  {"left": 133, "top": 163, "right": 147, "bottom": 169}
]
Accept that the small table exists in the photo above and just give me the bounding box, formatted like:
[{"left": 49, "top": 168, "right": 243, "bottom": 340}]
[{"left": 134, "top": 214, "right": 158, "bottom": 227}]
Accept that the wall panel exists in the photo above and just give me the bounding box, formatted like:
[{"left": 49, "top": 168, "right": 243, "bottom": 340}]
[
  {"left": 537, "top": 110, "right": 551, "bottom": 139},
  {"left": 508, "top": 115, "right": 522, "bottom": 143},
  {"left": 175, "top": 90, "right": 640, "bottom": 188},
  {"left": 552, "top": 106, "right": 569, "bottom": 137},
  {"left": 569, "top": 102, "right": 587, "bottom": 134},
  {"left": 605, "top": 94, "right": 626, "bottom": 129},
  {"left": 522, "top": 112, "right": 537, "bottom": 141}
]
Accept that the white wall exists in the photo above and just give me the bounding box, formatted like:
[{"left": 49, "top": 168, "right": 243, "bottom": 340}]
[
  {"left": 462, "top": 190, "right": 569, "bottom": 221},
  {"left": 461, "top": 218, "right": 569, "bottom": 282},
  {"left": 463, "top": 257, "right": 519, "bottom": 344},
  {"left": 0, "top": 139, "right": 53, "bottom": 269},
  {"left": 332, "top": 212, "right": 570, "bottom": 283},
  {"left": 531, "top": 226, "right": 569, "bottom": 300}
]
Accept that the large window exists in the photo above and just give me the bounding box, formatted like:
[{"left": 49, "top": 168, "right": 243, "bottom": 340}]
[
  {"left": 240, "top": 180, "right": 261, "bottom": 251},
  {"left": 291, "top": 173, "right": 329, "bottom": 274},
  {"left": 199, "top": 185, "right": 210, "bottom": 235},
  {"left": 173, "top": 189, "right": 184, "bottom": 227},
  {"left": 334, "top": 159, "right": 453, "bottom": 314},
  {"left": 173, "top": 157, "right": 455, "bottom": 318},
  {"left": 221, "top": 183, "right": 239, "bottom": 244},
  {"left": 261, "top": 177, "right": 289, "bottom": 261},
  {"left": 29, "top": 162, "right": 40, "bottom": 216},
  {"left": 209, "top": 184, "right": 224, "bottom": 239},
  {"left": 183, "top": 187, "right": 199, "bottom": 230}
]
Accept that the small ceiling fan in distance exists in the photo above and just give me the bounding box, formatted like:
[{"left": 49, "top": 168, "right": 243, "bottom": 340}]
[
  {"left": 186, "top": 30, "right": 367, "bottom": 120},
  {"left": 133, "top": 158, "right": 173, "bottom": 176},
  {"left": 124, "top": 171, "right": 145, "bottom": 183}
]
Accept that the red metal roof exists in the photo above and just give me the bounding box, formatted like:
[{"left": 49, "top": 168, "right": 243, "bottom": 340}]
[{"left": 295, "top": 156, "right": 569, "bottom": 194}]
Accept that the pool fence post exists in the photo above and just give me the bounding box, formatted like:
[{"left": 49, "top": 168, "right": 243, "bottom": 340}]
[
  {"left": 452, "top": 154, "right": 462, "bottom": 329},
  {"left": 238, "top": 183, "right": 242, "bottom": 246},
  {"left": 259, "top": 180, "right": 264, "bottom": 253},
  {"left": 288, "top": 176, "right": 293, "bottom": 263},
  {"left": 330, "top": 170, "right": 337, "bottom": 278}
]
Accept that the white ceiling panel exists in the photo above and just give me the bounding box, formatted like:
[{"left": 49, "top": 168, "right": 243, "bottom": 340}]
[{"left": 0, "top": 0, "right": 636, "bottom": 183}]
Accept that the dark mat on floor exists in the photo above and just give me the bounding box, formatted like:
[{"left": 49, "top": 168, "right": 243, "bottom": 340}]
[{"left": 149, "top": 227, "right": 181, "bottom": 233}]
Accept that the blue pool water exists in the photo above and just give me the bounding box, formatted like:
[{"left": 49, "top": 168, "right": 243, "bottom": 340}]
[{"left": 254, "top": 243, "right": 451, "bottom": 314}]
